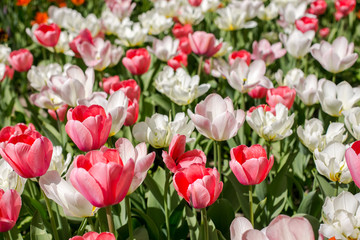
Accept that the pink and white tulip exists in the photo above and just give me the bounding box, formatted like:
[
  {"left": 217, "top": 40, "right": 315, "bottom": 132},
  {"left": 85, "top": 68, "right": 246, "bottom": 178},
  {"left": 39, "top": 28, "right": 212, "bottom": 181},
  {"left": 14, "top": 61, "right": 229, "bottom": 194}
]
[{"left": 251, "top": 39, "right": 286, "bottom": 66}]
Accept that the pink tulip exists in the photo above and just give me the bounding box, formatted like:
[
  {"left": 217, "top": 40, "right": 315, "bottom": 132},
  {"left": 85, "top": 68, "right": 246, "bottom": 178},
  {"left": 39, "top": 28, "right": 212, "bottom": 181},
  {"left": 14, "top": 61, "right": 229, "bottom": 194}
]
[
  {"left": 0, "top": 125, "right": 53, "bottom": 178},
  {"left": 162, "top": 134, "right": 206, "bottom": 173},
  {"left": 188, "top": 0, "right": 202, "bottom": 7},
  {"left": 229, "top": 144, "right": 274, "bottom": 185},
  {"left": 70, "top": 232, "right": 115, "bottom": 240},
  {"left": 77, "top": 38, "right": 112, "bottom": 71},
  {"left": 108, "top": 79, "right": 140, "bottom": 101},
  {"left": 122, "top": 48, "right": 151, "bottom": 75},
  {"left": 188, "top": 31, "right": 222, "bottom": 58},
  {"left": 65, "top": 105, "right": 112, "bottom": 152},
  {"left": 70, "top": 147, "right": 135, "bottom": 207},
  {"left": 248, "top": 86, "right": 268, "bottom": 99},
  {"left": 0, "top": 189, "right": 22, "bottom": 232},
  {"left": 172, "top": 23, "right": 193, "bottom": 39},
  {"left": 8, "top": 49, "right": 33, "bottom": 72},
  {"left": 124, "top": 98, "right": 139, "bottom": 126},
  {"left": 335, "top": 0, "right": 356, "bottom": 20},
  {"left": 266, "top": 86, "right": 296, "bottom": 110},
  {"left": 115, "top": 138, "right": 155, "bottom": 194},
  {"left": 69, "top": 29, "right": 94, "bottom": 58},
  {"left": 345, "top": 141, "right": 360, "bottom": 189},
  {"left": 319, "top": 28, "right": 330, "bottom": 38},
  {"left": 178, "top": 37, "right": 192, "bottom": 55},
  {"left": 295, "top": 16, "right": 319, "bottom": 33},
  {"left": 101, "top": 75, "right": 120, "bottom": 94},
  {"left": 34, "top": 23, "right": 61, "bottom": 47},
  {"left": 167, "top": 53, "right": 188, "bottom": 70},
  {"left": 251, "top": 40, "right": 286, "bottom": 66},
  {"left": 229, "top": 50, "right": 251, "bottom": 66},
  {"left": 173, "top": 164, "right": 223, "bottom": 209},
  {"left": 308, "top": 0, "right": 327, "bottom": 15},
  {"left": 48, "top": 104, "right": 68, "bottom": 122},
  {"left": 1, "top": 65, "right": 14, "bottom": 82}
]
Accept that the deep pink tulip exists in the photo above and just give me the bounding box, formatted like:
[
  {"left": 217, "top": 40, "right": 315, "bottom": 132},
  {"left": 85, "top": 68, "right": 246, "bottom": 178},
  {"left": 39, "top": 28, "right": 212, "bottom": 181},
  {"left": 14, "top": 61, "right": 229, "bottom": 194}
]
[
  {"left": 229, "top": 145, "right": 274, "bottom": 185},
  {"left": 70, "top": 232, "right": 115, "bottom": 240},
  {"left": 124, "top": 98, "right": 139, "bottom": 126},
  {"left": 48, "top": 104, "right": 68, "bottom": 122},
  {"left": 70, "top": 147, "right": 135, "bottom": 208},
  {"left": 229, "top": 50, "right": 251, "bottom": 66},
  {"left": 248, "top": 86, "right": 268, "bottom": 99},
  {"left": 295, "top": 16, "right": 319, "bottom": 33},
  {"left": 8, "top": 49, "right": 33, "bottom": 72},
  {"left": 319, "top": 27, "right": 330, "bottom": 38},
  {"left": 172, "top": 23, "right": 193, "bottom": 39},
  {"left": 178, "top": 37, "right": 192, "bottom": 55},
  {"left": 101, "top": 75, "right": 120, "bottom": 94},
  {"left": 188, "top": 31, "right": 222, "bottom": 58},
  {"left": 345, "top": 141, "right": 360, "bottom": 189},
  {"left": 251, "top": 40, "right": 286, "bottom": 66},
  {"left": 167, "top": 53, "right": 188, "bottom": 70},
  {"left": 65, "top": 105, "right": 112, "bottom": 152},
  {"left": 108, "top": 79, "right": 141, "bottom": 101},
  {"left": 308, "top": 0, "right": 327, "bottom": 15},
  {"left": 335, "top": 0, "right": 356, "bottom": 20},
  {"left": 1, "top": 65, "right": 14, "bottom": 82},
  {"left": 188, "top": 0, "right": 202, "bottom": 7},
  {"left": 122, "top": 48, "right": 151, "bottom": 75},
  {"left": 163, "top": 134, "right": 206, "bottom": 173},
  {"left": 0, "top": 125, "right": 53, "bottom": 178},
  {"left": 173, "top": 164, "right": 223, "bottom": 209},
  {"left": 69, "top": 29, "right": 94, "bottom": 58},
  {"left": 266, "top": 86, "right": 296, "bottom": 110},
  {"left": 34, "top": 23, "right": 61, "bottom": 47},
  {"left": 0, "top": 189, "right": 22, "bottom": 232}
]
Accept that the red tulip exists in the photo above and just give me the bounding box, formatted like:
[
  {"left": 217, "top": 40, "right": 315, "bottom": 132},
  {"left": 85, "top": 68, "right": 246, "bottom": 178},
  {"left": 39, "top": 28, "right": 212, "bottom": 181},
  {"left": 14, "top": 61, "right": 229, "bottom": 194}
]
[
  {"left": 163, "top": 134, "right": 206, "bottom": 173},
  {"left": 48, "top": 104, "right": 68, "bottom": 122},
  {"left": 70, "top": 232, "right": 115, "bottom": 240},
  {"left": 8, "top": 49, "right": 33, "bottom": 72},
  {"left": 248, "top": 86, "right": 268, "bottom": 99},
  {"left": 101, "top": 76, "right": 120, "bottom": 94},
  {"left": 69, "top": 28, "right": 94, "bottom": 58},
  {"left": 345, "top": 141, "right": 360, "bottom": 189},
  {"left": 230, "top": 144, "right": 274, "bottom": 185},
  {"left": 295, "top": 16, "right": 319, "bottom": 33},
  {"left": 335, "top": 0, "right": 356, "bottom": 20},
  {"left": 122, "top": 48, "right": 151, "bottom": 75},
  {"left": 0, "top": 189, "right": 22, "bottom": 232},
  {"left": 188, "top": 0, "right": 202, "bottom": 7},
  {"left": 0, "top": 124, "right": 53, "bottom": 178},
  {"left": 188, "top": 31, "right": 222, "bottom": 58},
  {"left": 178, "top": 37, "right": 192, "bottom": 55},
  {"left": 124, "top": 98, "right": 139, "bottom": 126},
  {"left": 108, "top": 79, "right": 140, "bottom": 101},
  {"left": 308, "top": 0, "right": 327, "bottom": 15},
  {"left": 229, "top": 50, "right": 251, "bottom": 66},
  {"left": 70, "top": 147, "right": 134, "bottom": 207},
  {"left": 65, "top": 105, "right": 112, "bottom": 152},
  {"left": 319, "top": 28, "right": 330, "bottom": 38},
  {"left": 167, "top": 53, "right": 188, "bottom": 70},
  {"left": 173, "top": 164, "right": 223, "bottom": 209},
  {"left": 172, "top": 23, "right": 193, "bottom": 39},
  {"left": 1, "top": 65, "right": 14, "bottom": 82},
  {"left": 34, "top": 23, "right": 61, "bottom": 47},
  {"left": 266, "top": 86, "right": 296, "bottom": 110}
]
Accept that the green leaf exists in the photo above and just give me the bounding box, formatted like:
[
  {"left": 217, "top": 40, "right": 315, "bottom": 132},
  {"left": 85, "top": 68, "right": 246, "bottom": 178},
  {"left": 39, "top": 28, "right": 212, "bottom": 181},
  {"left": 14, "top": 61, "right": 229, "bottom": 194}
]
[
  {"left": 227, "top": 173, "right": 250, "bottom": 219},
  {"left": 133, "top": 226, "right": 149, "bottom": 240},
  {"left": 313, "top": 170, "right": 335, "bottom": 198},
  {"left": 298, "top": 191, "right": 317, "bottom": 215},
  {"left": 132, "top": 208, "right": 160, "bottom": 240},
  {"left": 145, "top": 94, "right": 171, "bottom": 111},
  {"left": 185, "top": 206, "right": 199, "bottom": 240},
  {"left": 30, "top": 211, "right": 52, "bottom": 240},
  {"left": 144, "top": 175, "right": 164, "bottom": 210},
  {"left": 208, "top": 199, "right": 235, "bottom": 239}
]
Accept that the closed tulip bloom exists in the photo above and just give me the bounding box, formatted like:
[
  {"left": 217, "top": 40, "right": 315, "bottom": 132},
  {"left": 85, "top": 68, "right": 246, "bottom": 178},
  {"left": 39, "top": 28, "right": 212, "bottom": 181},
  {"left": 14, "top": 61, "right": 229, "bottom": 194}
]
[
  {"left": 297, "top": 118, "right": 324, "bottom": 152},
  {"left": 308, "top": 0, "right": 327, "bottom": 15},
  {"left": 0, "top": 126, "right": 53, "bottom": 178},
  {"left": 251, "top": 39, "right": 286, "bottom": 66},
  {"left": 229, "top": 50, "right": 251, "bottom": 66},
  {"left": 147, "top": 36, "right": 179, "bottom": 62},
  {"left": 345, "top": 141, "right": 360, "bottom": 189},
  {"left": 8, "top": 49, "right": 33, "bottom": 72},
  {"left": 40, "top": 171, "right": 96, "bottom": 217},
  {"left": 70, "top": 231, "right": 115, "bottom": 240},
  {"left": 311, "top": 37, "right": 358, "bottom": 73},
  {"left": 124, "top": 99, "right": 139, "bottom": 126},
  {"left": 344, "top": 107, "right": 360, "bottom": 140},
  {"left": 0, "top": 189, "right": 22, "bottom": 232},
  {"left": 294, "top": 74, "right": 319, "bottom": 106},
  {"left": 188, "top": 31, "right": 222, "bottom": 58},
  {"left": 173, "top": 164, "right": 223, "bottom": 209},
  {"left": 69, "top": 28, "right": 94, "bottom": 58},
  {"left": 295, "top": 16, "right": 319, "bottom": 33},
  {"left": 319, "top": 28, "right": 330, "bottom": 38},
  {"left": 115, "top": 138, "right": 155, "bottom": 194},
  {"left": 230, "top": 144, "right": 274, "bottom": 185},
  {"left": 167, "top": 52, "right": 188, "bottom": 70},
  {"left": 172, "top": 23, "right": 193, "bottom": 39},
  {"left": 335, "top": 0, "right": 356, "bottom": 19},
  {"left": 122, "top": 48, "right": 151, "bottom": 75},
  {"left": 280, "top": 30, "right": 315, "bottom": 59},
  {"left": 162, "top": 134, "right": 206, "bottom": 173},
  {"left": 34, "top": 23, "right": 61, "bottom": 47},
  {"left": 266, "top": 86, "right": 296, "bottom": 110},
  {"left": 65, "top": 105, "right": 112, "bottom": 152},
  {"left": 188, "top": 93, "right": 245, "bottom": 141},
  {"left": 70, "top": 147, "right": 135, "bottom": 207}
]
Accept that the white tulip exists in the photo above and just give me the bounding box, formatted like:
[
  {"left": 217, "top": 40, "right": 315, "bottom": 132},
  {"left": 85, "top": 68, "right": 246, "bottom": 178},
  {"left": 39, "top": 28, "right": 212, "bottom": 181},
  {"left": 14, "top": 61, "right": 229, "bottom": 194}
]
[
  {"left": 139, "top": 9, "right": 173, "bottom": 35},
  {"left": 280, "top": 29, "right": 315, "bottom": 59},
  {"left": 275, "top": 68, "right": 304, "bottom": 88},
  {"left": 27, "top": 63, "right": 62, "bottom": 91},
  {"left": 47, "top": 146, "right": 72, "bottom": 176},
  {"left": 115, "top": 23, "right": 148, "bottom": 47},
  {"left": 147, "top": 36, "right": 179, "bottom": 62},
  {"left": 257, "top": 2, "right": 279, "bottom": 21},
  {"left": 344, "top": 107, "right": 360, "bottom": 140},
  {"left": 295, "top": 74, "right": 319, "bottom": 106},
  {"left": 215, "top": 6, "right": 257, "bottom": 31},
  {"left": 0, "top": 158, "right": 26, "bottom": 194},
  {"left": 297, "top": 118, "right": 324, "bottom": 152},
  {"left": 0, "top": 44, "right": 11, "bottom": 64},
  {"left": 177, "top": 5, "right": 204, "bottom": 25},
  {"left": 30, "top": 86, "right": 64, "bottom": 110},
  {"left": 231, "top": 0, "right": 263, "bottom": 20}
]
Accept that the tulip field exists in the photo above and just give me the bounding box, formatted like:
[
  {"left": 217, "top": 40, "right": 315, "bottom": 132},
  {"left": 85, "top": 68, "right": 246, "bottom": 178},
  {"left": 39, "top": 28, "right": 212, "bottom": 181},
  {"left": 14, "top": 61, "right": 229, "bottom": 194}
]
[{"left": 2, "top": 0, "right": 360, "bottom": 239}]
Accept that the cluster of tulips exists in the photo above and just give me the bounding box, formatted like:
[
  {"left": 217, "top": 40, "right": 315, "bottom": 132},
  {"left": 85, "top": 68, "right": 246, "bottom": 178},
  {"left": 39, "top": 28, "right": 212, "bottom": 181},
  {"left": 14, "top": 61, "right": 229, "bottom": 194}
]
[{"left": 1, "top": 0, "right": 360, "bottom": 239}]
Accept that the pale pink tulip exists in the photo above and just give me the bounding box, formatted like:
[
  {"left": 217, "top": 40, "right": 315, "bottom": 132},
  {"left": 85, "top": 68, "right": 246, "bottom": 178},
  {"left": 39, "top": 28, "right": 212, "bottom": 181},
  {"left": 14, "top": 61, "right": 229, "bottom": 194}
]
[
  {"left": 78, "top": 38, "right": 112, "bottom": 71},
  {"left": 0, "top": 189, "right": 22, "bottom": 232},
  {"left": 251, "top": 39, "right": 286, "bottom": 66},
  {"left": 188, "top": 31, "right": 222, "bottom": 58},
  {"left": 345, "top": 141, "right": 360, "bottom": 189}
]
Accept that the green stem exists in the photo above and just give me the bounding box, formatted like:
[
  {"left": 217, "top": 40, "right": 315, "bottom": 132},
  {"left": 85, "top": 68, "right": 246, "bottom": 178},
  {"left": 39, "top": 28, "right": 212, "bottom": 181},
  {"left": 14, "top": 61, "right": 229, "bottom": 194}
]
[
  {"left": 88, "top": 217, "right": 95, "bottom": 231},
  {"left": 76, "top": 218, "right": 88, "bottom": 236},
  {"left": 171, "top": 101, "right": 176, "bottom": 120},
  {"left": 232, "top": 30, "right": 238, "bottom": 49},
  {"left": 335, "top": 181, "right": 339, "bottom": 196},
  {"left": 249, "top": 185, "right": 254, "bottom": 227},
  {"left": 125, "top": 196, "right": 133, "bottom": 240},
  {"left": 164, "top": 172, "right": 171, "bottom": 240},
  {"left": 265, "top": 141, "right": 271, "bottom": 160},
  {"left": 216, "top": 141, "right": 222, "bottom": 180},
  {"left": 41, "top": 189, "right": 60, "bottom": 240},
  {"left": 201, "top": 208, "right": 209, "bottom": 240},
  {"left": 105, "top": 206, "right": 115, "bottom": 235},
  {"left": 6, "top": 231, "right": 12, "bottom": 240},
  {"left": 197, "top": 56, "right": 203, "bottom": 77},
  {"left": 332, "top": 74, "right": 336, "bottom": 83},
  {"left": 55, "top": 111, "right": 64, "bottom": 148}
]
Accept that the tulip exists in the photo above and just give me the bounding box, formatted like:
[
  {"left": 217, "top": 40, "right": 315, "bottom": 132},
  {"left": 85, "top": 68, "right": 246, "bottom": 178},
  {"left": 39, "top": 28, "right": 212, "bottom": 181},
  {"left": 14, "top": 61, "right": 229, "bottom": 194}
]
[
  {"left": 251, "top": 39, "right": 286, "bottom": 66},
  {"left": 138, "top": 9, "right": 173, "bottom": 35},
  {"left": 179, "top": 37, "right": 192, "bottom": 55},
  {"left": 344, "top": 107, "right": 360, "bottom": 140},
  {"left": 319, "top": 28, "right": 330, "bottom": 38},
  {"left": 70, "top": 232, "right": 115, "bottom": 240},
  {"left": 308, "top": 0, "right": 327, "bottom": 15},
  {"left": 65, "top": 105, "right": 112, "bottom": 152},
  {"left": 0, "top": 65, "right": 14, "bottom": 82},
  {"left": 320, "top": 191, "right": 360, "bottom": 240},
  {"left": 116, "top": 23, "right": 148, "bottom": 47},
  {"left": 215, "top": 6, "right": 257, "bottom": 31},
  {"left": 77, "top": 38, "right": 112, "bottom": 71},
  {"left": 0, "top": 126, "right": 53, "bottom": 178},
  {"left": 147, "top": 36, "right": 179, "bottom": 62},
  {"left": 105, "top": 0, "right": 135, "bottom": 20},
  {"left": 124, "top": 98, "right": 139, "bottom": 126},
  {"left": 0, "top": 45, "right": 11, "bottom": 64},
  {"left": 294, "top": 74, "right": 319, "bottom": 106},
  {"left": 0, "top": 158, "right": 27, "bottom": 194},
  {"left": 48, "top": 104, "right": 68, "bottom": 122},
  {"left": 229, "top": 50, "right": 251, "bottom": 66},
  {"left": 173, "top": 164, "right": 223, "bottom": 209},
  {"left": 230, "top": 217, "right": 254, "bottom": 240},
  {"left": 30, "top": 86, "right": 64, "bottom": 110},
  {"left": 40, "top": 171, "right": 96, "bottom": 217},
  {"left": 188, "top": 31, "right": 222, "bottom": 58},
  {"left": 345, "top": 141, "right": 360, "bottom": 189},
  {"left": 0, "top": 189, "right": 22, "bottom": 232},
  {"left": 172, "top": 23, "right": 193, "bottom": 39},
  {"left": 162, "top": 134, "right": 206, "bottom": 173},
  {"left": 115, "top": 138, "right": 155, "bottom": 194},
  {"left": 213, "top": 40, "right": 233, "bottom": 58},
  {"left": 122, "top": 48, "right": 151, "bottom": 75},
  {"left": 27, "top": 63, "right": 62, "bottom": 91},
  {"left": 188, "top": 0, "right": 202, "bottom": 7},
  {"left": 231, "top": 0, "right": 263, "bottom": 20},
  {"left": 279, "top": 29, "right": 315, "bottom": 59},
  {"left": 34, "top": 23, "right": 61, "bottom": 47},
  {"left": 311, "top": 36, "right": 358, "bottom": 73},
  {"left": 69, "top": 28, "right": 94, "bottom": 58},
  {"left": 8, "top": 49, "right": 33, "bottom": 72},
  {"left": 248, "top": 86, "right": 268, "bottom": 99},
  {"left": 70, "top": 147, "right": 135, "bottom": 207},
  {"left": 188, "top": 93, "right": 245, "bottom": 141},
  {"left": 335, "top": 0, "right": 356, "bottom": 20},
  {"left": 297, "top": 118, "right": 324, "bottom": 152},
  {"left": 154, "top": 66, "right": 210, "bottom": 106},
  {"left": 295, "top": 16, "right": 319, "bottom": 33},
  {"left": 101, "top": 76, "right": 120, "bottom": 94},
  {"left": 266, "top": 86, "right": 296, "bottom": 110},
  {"left": 275, "top": 68, "right": 304, "bottom": 88},
  {"left": 167, "top": 52, "right": 188, "bottom": 70}
]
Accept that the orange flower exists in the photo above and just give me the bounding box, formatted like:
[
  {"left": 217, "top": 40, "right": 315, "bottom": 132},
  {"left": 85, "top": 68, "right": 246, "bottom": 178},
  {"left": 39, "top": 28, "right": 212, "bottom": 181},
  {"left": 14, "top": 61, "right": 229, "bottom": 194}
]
[
  {"left": 71, "top": 0, "right": 85, "bottom": 6},
  {"left": 31, "top": 12, "right": 49, "bottom": 26},
  {"left": 16, "top": 0, "right": 31, "bottom": 6}
]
